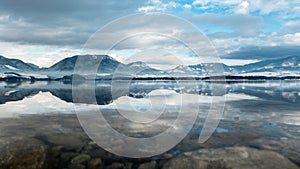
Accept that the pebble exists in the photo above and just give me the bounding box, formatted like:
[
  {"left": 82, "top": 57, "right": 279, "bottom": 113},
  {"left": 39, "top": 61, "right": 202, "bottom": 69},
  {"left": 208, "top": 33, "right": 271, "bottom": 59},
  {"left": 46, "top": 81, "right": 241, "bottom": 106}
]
[
  {"left": 71, "top": 154, "right": 91, "bottom": 164},
  {"left": 106, "top": 162, "right": 125, "bottom": 169},
  {"left": 138, "top": 161, "right": 157, "bottom": 169},
  {"left": 68, "top": 164, "right": 86, "bottom": 169},
  {"left": 88, "top": 158, "right": 102, "bottom": 168}
]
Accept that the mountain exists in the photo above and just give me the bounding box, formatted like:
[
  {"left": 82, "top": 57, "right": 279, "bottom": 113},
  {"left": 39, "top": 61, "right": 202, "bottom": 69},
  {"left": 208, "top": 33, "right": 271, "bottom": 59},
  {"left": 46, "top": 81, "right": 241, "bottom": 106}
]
[
  {"left": 189, "top": 63, "right": 233, "bottom": 76},
  {"left": 0, "top": 55, "right": 39, "bottom": 72},
  {"left": 127, "top": 61, "right": 150, "bottom": 71},
  {"left": 47, "top": 55, "right": 123, "bottom": 72},
  {"left": 126, "top": 62, "right": 166, "bottom": 77},
  {"left": 44, "top": 55, "right": 128, "bottom": 78},
  {"left": 233, "top": 56, "right": 300, "bottom": 76},
  {"left": 1, "top": 54, "right": 300, "bottom": 80},
  {"left": 166, "top": 63, "right": 233, "bottom": 77}
]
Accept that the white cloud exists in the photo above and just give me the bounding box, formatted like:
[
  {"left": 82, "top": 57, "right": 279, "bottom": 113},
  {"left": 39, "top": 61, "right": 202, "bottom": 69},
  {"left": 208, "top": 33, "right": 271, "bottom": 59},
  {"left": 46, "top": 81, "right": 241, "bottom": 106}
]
[
  {"left": 192, "top": 0, "right": 245, "bottom": 6},
  {"left": 280, "top": 33, "right": 300, "bottom": 45},
  {"left": 234, "top": 1, "right": 250, "bottom": 14},
  {"left": 0, "top": 0, "right": 299, "bottom": 64},
  {"left": 138, "top": 0, "right": 178, "bottom": 13},
  {"left": 279, "top": 21, "right": 300, "bottom": 35},
  {"left": 0, "top": 41, "right": 82, "bottom": 67},
  {"left": 246, "top": 0, "right": 300, "bottom": 15},
  {"left": 190, "top": 0, "right": 299, "bottom": 16},
  {"left": 183, "top": 4, "right": 192, "bottom": 9},
  {"left": 138, "top": 6, "right": 157, "bottom": 12},
  {"left": 192, "top": 0, "right": 211, "bottom": 6}
]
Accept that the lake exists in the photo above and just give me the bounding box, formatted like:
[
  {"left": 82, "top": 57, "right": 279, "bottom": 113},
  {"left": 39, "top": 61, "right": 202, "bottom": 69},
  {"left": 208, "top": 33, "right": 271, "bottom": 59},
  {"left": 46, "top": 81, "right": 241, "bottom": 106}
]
[{"left": 0, "top": 80, "right": 299, "bottom": 169}]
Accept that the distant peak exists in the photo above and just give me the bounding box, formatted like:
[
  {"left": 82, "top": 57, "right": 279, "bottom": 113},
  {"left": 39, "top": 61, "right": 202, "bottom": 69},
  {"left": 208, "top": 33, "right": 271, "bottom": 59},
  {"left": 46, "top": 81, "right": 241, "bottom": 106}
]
[{"left": 127, "top": 61, "right": 149, "bottom": 67}]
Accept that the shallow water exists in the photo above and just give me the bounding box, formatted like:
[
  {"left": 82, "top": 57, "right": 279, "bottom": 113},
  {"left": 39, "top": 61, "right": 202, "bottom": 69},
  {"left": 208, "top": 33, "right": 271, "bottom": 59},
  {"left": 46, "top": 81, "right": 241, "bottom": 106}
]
[{"left": 0, "top": 80, "right": 299, "bottom": 168}]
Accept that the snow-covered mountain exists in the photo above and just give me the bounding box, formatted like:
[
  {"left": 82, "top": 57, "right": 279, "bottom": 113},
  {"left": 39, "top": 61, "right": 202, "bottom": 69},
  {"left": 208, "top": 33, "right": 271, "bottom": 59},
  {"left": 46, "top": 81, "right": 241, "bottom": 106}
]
[
  {"left": 233, "top": 56, "right": 300, "bottom": 76},
  {"left": 43, "top": 55, "right": 128, "bottom": 78},
  {"left": 0, "top": 55, "right": 300, "bottom": 79},
  {"left": 46, "top": 55, "right": 124, "bottom": 72},
  {"left": 0, "top": 55, "right": 39, "bottom": 72}
]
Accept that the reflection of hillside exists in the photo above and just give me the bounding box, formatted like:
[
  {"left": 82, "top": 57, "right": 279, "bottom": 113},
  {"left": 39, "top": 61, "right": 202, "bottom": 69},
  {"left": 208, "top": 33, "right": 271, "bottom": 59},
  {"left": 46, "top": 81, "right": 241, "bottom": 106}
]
[
  {"left": 231, "top": 82, "right": 300, "bottom": 103},
  {"left": 0, "top": 81, "right": 299, "bottom": 105},
  {"left": 0, "top": 89, "right": 40, "bottom": 104}
]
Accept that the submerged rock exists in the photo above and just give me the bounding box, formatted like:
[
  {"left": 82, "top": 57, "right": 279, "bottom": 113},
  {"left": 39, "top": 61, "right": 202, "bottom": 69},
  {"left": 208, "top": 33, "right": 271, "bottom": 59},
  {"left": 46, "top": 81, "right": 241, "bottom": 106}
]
[
  {"left": 163, "top": 147, "right": 299, "bottom": 169},
  {"left": 71, "top": 154, "right": 91, "bottom": 164},
  {"left": 38, "top": 133, "right": 86, "bottom": 151},
  {"left": 88, "top": 158, "right": 102, "bottom": 169},
  {"left": 0, "top": 138, "right": 48, "bottom": 169},
  {"left": 67, "top": 164, "right": 85, "bottom": 169},
  {"left": 106, "top": 162, "right": 125, "bottom": 169},
  {"left": 138, "top": 161, "right": 157, "bottom": 169}
]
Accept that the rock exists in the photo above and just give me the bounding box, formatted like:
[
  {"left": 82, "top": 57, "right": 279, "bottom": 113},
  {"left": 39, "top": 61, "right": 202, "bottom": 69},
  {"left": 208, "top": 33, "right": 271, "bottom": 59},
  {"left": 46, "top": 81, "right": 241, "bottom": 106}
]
[
  {"left": 0, "top": 138, "right": 48, "bottom": 169},
  {"left": 41, "top": 133, "right": 85, "bottom": 151},
  {"left": 183, "top": 152, "right": 192, "bottom": 156},
  {"left": 124, "top": 162, "right": 133, "bottom": 169},
  {"left": 68, "top": 164, "right": 86, "bottom": 169},
  {"left": 48, "top": 146, "right": 63, "bottom": 157},
  {"left": 138, "top": 161, "right": 157, "bottom": 169},
  {"left": 88, "top": 158, "right": 102, "bottom": 168},
  {"left": 250, "top": 138, "right": 300, "bottom": 166},
  {"left": 60, "top": 152, "right": 79, "bottom": 163},
  {"left": 162, "top": 153, "right": 173, "bottom": 159},
  {"left": 163, "top": 157, "right": 194, "bottom": 169},
  {"left": 106, "top": 162, "right": 125, "bottom": 169},
  {"left": 71, "top": 154, "right": 91, "bottom": 164},
  {"left": 89, "top": 148, "right": 106, "bottom": 158},
  {"left": 163, "top": 147, "right": 300, "bottom": 169}
]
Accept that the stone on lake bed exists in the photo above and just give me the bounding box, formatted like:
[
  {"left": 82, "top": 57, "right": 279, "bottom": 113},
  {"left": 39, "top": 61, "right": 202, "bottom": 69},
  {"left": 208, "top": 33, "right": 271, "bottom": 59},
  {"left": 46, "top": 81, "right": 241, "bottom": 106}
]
[
  {"left": 0, "top": 138, "right": 48, "bottom": 169},
  {"left": 106, "top": 162, "right": 125, "bottom": 169},
  {"left": 138, "top": 161, "right": 157, "bottom": 169},
  {"left": 71, "top": 154, "right": 91, "bottom": 164},
  {"left": 39, "top": 133, "right": 86, "bottom": 150},
  {"left": 60, "top": 152, "right": 79, "bottom": 163},
  {"left": 163, "top": 147, "right": 300, "bottom": 169},
  {"left": 88, "top": 158, "right": 102, "bottom": 168},
  {"left": 67, "top": 164, "right": 86, "bottom": 169}
]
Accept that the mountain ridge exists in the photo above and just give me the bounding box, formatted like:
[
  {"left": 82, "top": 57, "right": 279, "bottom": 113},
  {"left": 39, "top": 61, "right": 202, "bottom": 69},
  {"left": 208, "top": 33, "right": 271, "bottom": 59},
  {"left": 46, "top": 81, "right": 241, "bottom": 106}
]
[{"left": 0, "top": 55, "right": 299, "bottom": 78}]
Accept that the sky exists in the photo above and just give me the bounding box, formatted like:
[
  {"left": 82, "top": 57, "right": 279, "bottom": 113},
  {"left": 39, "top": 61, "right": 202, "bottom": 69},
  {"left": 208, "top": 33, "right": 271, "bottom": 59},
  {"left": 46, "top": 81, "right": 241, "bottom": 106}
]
[{"left": 0, "top": 0, "right": 299, "bottom": 67}]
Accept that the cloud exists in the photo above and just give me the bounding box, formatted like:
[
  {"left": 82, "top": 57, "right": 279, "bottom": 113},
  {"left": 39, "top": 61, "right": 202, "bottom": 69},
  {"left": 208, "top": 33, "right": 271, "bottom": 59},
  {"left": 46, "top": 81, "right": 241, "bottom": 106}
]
[
  {"left": 234, "top": 1, "right": 250, "bottom": 14},
  {"left": 191, "top": 0, "right": 299, "bottom": 16},
  {"left": 0, "top": 41, "right": 83, "bottom": 67},
  {"left": 0, "top": 0, "right": 146, "bottom": 23},
  {"left": 0, "top": 0, "right": 147, "bottom": 46},
  {"left": 192, "top": 0, "right": 242, "bottom": 6},
  {"left": 247, "top": 0, "right": 294, "bottom": 15},
  {"left": 83, "top": 13, "right": 220, "bottom": 64},
  {"left": 279, "top": 33, "right": 300, "bottom": 45},
  {"left": 278, "top": 21, "right": 300, "bottom": 35},
  {"left": 0, "top": 0, "right": 299, "bottom": 65},
  {"left": 190, "top": 13, "right": 265, "bottom": 37},
  {"left": 223, "top": 46, "right": 300, "bottom": 60},
  {"left": 183, "top": 4, "right": 192, "bottom": 9},
  {"left": 0, "top": 15, "right": 90, "bottom": 46},
  {"left": 138, "top": 0, "right": 178, "bottom": 13}
]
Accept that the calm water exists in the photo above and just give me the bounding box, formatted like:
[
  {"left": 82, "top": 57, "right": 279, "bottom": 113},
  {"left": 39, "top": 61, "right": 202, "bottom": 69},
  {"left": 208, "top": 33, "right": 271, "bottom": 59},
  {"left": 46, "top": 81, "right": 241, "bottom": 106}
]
[
  {"left": 1, "top": 80, "right": 300, "bottom": 124},
  {"left": 0, "top": 80, "right": 299, "bottom": 168}
]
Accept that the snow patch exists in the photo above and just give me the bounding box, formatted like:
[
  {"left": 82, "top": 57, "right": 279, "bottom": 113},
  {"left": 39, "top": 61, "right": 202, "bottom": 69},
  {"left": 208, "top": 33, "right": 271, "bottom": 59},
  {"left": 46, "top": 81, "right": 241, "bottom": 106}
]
[{"left": 5, "top": 65, "right": 19, "bottom": 70}]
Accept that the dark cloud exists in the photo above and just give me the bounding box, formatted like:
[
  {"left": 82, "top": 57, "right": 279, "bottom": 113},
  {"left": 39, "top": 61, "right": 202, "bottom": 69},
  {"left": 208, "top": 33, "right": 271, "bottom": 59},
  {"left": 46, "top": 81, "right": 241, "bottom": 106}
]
[
  {"left": 223, "top": 46, "right": 300, "bottom": 60},
  {"left": 0, "top": 0, "right": 145, "bottom": 23},
  {"left": 0, "top": 0, "right": 147, "bottom": 46}
]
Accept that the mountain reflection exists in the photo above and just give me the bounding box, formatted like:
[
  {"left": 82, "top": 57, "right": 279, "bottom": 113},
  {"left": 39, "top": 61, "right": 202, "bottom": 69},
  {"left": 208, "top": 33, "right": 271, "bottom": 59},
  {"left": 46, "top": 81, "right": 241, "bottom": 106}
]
[{"left": 0, "top": 80, "right": 300, "bottom": 105}]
